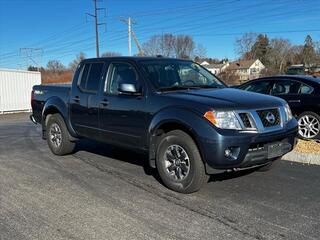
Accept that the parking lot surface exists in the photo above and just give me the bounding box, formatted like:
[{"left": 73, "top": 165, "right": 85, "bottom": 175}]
[{"left": 0, "top": 113, "right": 319, "bottom": 240}]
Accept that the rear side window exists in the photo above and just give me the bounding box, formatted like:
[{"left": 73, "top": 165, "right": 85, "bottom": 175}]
[
  {"left": 271, "top": 80, "right": 313, "bottom": 95},
  {"left": 79, "top": 64, "right": 90, "bottom": 90},
  {"left": 242, "top": 81, "right": 270, "bottom": 94},
  {"left": 86, "top": 63, "right": 104, "bottom": 91},
  {"left": 299, "top": 83, "right": 313, "bottom": 94},
  {"left": 78, "top": 62, "right": 104, "bottom": 92}
]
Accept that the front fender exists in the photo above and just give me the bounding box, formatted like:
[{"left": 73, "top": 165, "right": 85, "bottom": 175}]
[{"left": 147, "top": 106, "right": 216, "bottom": 167}]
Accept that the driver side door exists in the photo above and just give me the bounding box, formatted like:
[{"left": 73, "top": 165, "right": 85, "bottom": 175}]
[{"left": 99, "top": 61, "right": 147, "bottom": 149}]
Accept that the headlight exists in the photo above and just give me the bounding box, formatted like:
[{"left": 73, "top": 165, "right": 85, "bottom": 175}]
[
  {"left": 284, "top": 103, "right": 293, "bottom": 122},
  {"left": 204, "top": 110, "right": 242, "bottom": 130}
]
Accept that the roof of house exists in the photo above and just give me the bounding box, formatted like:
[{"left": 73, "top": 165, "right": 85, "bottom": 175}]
[
  {"left": 227, "top": 59, "right": 257, "bottom": 70},
  {"left": 204, "top": 63, "right": 227, "bottom": 69}
]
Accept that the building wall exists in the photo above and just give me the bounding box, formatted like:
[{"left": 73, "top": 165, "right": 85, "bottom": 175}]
[{"left": 0, "top": 68, "right": 41, "bottom": 113}]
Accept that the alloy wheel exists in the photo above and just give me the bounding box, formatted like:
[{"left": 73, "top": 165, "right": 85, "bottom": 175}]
[
  {"left": 49, "top": 123, "right": 62, "bottom": 148},
  {"left": 164, "top": 144, "right": 190, "bottom": 181},
  {"left": 298, "top": 115, "right": 320, "bottom": 139}
]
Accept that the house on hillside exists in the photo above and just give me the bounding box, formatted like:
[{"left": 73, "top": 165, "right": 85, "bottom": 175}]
[
  {"left": 200, "top": 61, "right": 229, "bottom": 75},
  {"left": 226, "top": 59, "right": 265, "bottom": 82}
]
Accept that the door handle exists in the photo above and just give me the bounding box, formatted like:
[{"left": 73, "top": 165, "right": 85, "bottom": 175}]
[
  {"left": 100, "top": 99, "right": 109, "bottom": 107},
  {"left": 72, "top": 96, "right": 80, "bottom": 102},
  {"left": 288, "top": 100, "right": 301, "bottom": 103}
]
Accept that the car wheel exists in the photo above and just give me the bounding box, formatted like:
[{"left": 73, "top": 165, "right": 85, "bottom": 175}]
[
  {"left": 156, "top": 130, "right": 208, "bottom": 193},
  {"left": 46, "top": 114, "right": 76, "bottom": 155},
  {"left": 297, "top": 111, "right": 320, "bottom": 140}
]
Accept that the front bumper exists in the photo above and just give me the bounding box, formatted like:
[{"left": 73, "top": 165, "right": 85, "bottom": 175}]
[{"left": 198, "top": 120, "right": 298, "bottom": 174}]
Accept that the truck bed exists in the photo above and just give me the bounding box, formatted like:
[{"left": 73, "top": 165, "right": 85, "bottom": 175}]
[{"left": 32, "top": 84, "right": 71, "bottom": 123}]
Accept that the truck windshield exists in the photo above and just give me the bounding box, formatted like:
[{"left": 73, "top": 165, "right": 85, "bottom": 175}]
[{"left": 140, "top": 60, "right": 226, "bottom": 91}]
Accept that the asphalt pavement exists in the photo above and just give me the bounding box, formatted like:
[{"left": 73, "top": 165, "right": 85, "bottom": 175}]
[{"left": 0, "top": 113, "right": 319, "bottom": 240}]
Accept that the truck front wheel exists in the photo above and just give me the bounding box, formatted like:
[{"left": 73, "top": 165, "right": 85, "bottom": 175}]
[
  {"left": 156, "top": 130, "right": 208, "bottom": 193},
  {"left": 46, "top": 114, "right": 75, "bottom": 155}
]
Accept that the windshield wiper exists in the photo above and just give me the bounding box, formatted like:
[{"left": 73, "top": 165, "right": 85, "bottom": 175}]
[
  {"left": 189, "top": 85, "right": 222, "bottom": 89},
  {"left": 157, "top": 85, "right": 223, "bottom": 92},
  {"left": 157, "top": 86, "right": 194, "bottom": 92}
]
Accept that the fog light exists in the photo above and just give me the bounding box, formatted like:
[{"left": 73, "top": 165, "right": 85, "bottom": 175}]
[
  {"left": 224, "top": 149, "right": 232, "bottom": 157},
  {"left": 224, "top": 147, "right": 241, "bottom": 161}
]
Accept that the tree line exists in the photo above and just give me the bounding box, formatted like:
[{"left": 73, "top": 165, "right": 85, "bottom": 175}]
[
  {"left": 29, "top": 32, "right": 319, "bottom": 84},
  {"left": 235, "top": 33, "right": 320, "bottom": 74}
]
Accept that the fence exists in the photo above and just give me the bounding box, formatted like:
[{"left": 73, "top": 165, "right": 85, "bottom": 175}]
[{"left": 0, "top": 68, "right": 41, "bottom": 113}]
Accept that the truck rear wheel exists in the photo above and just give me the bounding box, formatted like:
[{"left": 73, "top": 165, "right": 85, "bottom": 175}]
[
  {"left": 46, "top": 114, "right": 75, "bottom": 155},
  {"left": 156, "top": 130, "right": 208, "bottom": 193}
]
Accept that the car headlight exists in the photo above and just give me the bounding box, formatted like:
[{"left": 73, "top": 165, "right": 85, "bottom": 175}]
[
  {"left": 204, "top": 110, "right": 242, "bottom": 130},
  {"left": 284, "top": 103, "right": 293, "bottom": 122}
]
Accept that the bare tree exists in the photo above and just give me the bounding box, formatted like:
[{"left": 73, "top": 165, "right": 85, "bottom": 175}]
[
  {"left": 174, "top": 35, "right": 195, "bottom": 59},
  {"left": 194, "top": 44, "right": 207, "bottom": 60},
  {"left": 69, "top": 52, "right": 86, "bottom": 72},
  {"left": 161, "top": 34, "right": 176, "bottom": 57},
  {"left": 142, "top": 33, "right": 196, "bottom": 59},
  {"left": 234, "top": 32, "right": 257, "bottom": 60},
  {"left": 101, "top": 51, "right": 122, "bottom": 57},
  {"left": 268, "top": 38, "right": 292, "bottom": 73},
  {"left": 142, "top": 35, "right": 163, "bottom": 56},
  {"left": 46, "top": 60, "right": 65, "bottom": 73}
]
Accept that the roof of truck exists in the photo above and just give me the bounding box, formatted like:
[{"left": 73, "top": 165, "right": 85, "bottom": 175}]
[{"left": 83, "top": 56, "right": 192, "bottom": 62}]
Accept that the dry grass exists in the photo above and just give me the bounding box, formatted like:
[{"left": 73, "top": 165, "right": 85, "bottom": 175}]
[
  {"left": 294, "top": 140, "right": 320, "bottom": 153},
  {"left": 41, "top": 71, "right": 73, "bottom": 84}
]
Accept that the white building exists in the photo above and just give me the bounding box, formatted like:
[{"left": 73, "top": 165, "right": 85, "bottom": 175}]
[
  {"left": 0, "top": 68, "right": 41, "bottom": 113},
  {"left": 200, "top": 61, "right": 229, "bottom": 75},
  {"left": 226, "top": 59, "right": 265, "bottom": 81}
]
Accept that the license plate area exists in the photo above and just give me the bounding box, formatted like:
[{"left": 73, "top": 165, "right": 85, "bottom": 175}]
[{"left": 267, "top": 142, "right": 283, "bottom": 159}]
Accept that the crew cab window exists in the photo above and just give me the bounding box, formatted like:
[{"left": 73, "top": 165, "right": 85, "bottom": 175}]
[
  {"left": 271, "top": 80, "right": 313, "bottom": 95},
  {"left": 106, "top": 63, "right": 139, "bottom": 94},
  {"left": 86, "top": 63, "right": 104, "bottom": 91},
  {"left": 241, "top": 81, "right": 270, "bottom": 94},
  {"left": 78, "top": 62, "right": 104, "bottom": 92}
]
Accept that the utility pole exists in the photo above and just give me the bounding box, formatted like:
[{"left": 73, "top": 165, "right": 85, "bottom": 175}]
[
  {"left": 120, "top": 17, "right": 135, "bottom": 56},
  {"left": 128, "top": 17, "right": 132, "bottom": 56},
  {"left": 86, "top": 0, "right": 106, "bottom": 57}
]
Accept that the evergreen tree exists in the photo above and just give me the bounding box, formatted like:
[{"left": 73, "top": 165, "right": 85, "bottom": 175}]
[{"left": 302, "top": 35, "right": 316, "bottom": 66}]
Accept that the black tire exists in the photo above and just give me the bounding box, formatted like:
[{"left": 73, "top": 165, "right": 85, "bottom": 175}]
[
  {"left": 46, "top": 114, "right": 76, "bottom": 155},
  {"left": 297, "top": 111, "right": 320, "bottom": 140},
  {"left": 156, "top": 130, "right": 209, "bottom": 194}
]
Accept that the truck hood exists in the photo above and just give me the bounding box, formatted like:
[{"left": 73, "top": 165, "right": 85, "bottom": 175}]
[{"left": 163, "top": 88, "right": 285, "bottom": 110}]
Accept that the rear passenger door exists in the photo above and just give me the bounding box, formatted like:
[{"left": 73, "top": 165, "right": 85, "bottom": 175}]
[
  {"left": 70, "top": 61, "right": 106, "bottom": 138},
  {"left": 270, "top": 79, "right": 314, "bottom": 115}
]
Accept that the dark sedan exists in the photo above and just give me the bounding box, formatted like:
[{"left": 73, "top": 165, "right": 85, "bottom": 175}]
[{"left": 237, "top": 75, "right": 320, "bottom": 140}]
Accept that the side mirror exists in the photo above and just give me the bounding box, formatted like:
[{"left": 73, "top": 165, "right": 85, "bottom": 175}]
[{"left": 118, "top": 83, "right": 141, "bottom": 95}]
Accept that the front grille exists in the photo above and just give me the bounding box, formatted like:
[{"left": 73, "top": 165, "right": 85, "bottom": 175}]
[
  {"left": 239, "top": 113, "right": 252, "bottom": 128},
  {"left": 256, "top": 108, "right": 280, "bottom": 127}
]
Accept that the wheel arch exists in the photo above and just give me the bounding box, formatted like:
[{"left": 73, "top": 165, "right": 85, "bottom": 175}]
[
  {"left": 42, "top": 97, "right": 77, "bottom": 139},
  {"left": 147, "top": 107, "right": 210, "bottom": 169}
]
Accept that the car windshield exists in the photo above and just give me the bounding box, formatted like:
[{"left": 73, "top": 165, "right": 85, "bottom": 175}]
[{"left": 140, "top": 60, "right": 226, "bottom": 91}]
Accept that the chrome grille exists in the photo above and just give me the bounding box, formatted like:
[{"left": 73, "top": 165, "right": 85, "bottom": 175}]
[{"left": 256, "top": 108, "right": 280, "bottom": 127}]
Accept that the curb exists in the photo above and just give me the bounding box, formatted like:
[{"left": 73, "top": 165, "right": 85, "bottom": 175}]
[{"left": 282, "top": 151, "right": 320, "bottom": 165}]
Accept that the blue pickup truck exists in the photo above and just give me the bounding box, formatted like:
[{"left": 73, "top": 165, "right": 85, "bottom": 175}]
[{"left": 31, "top": 57, "right": 298, "bottom": 193}]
